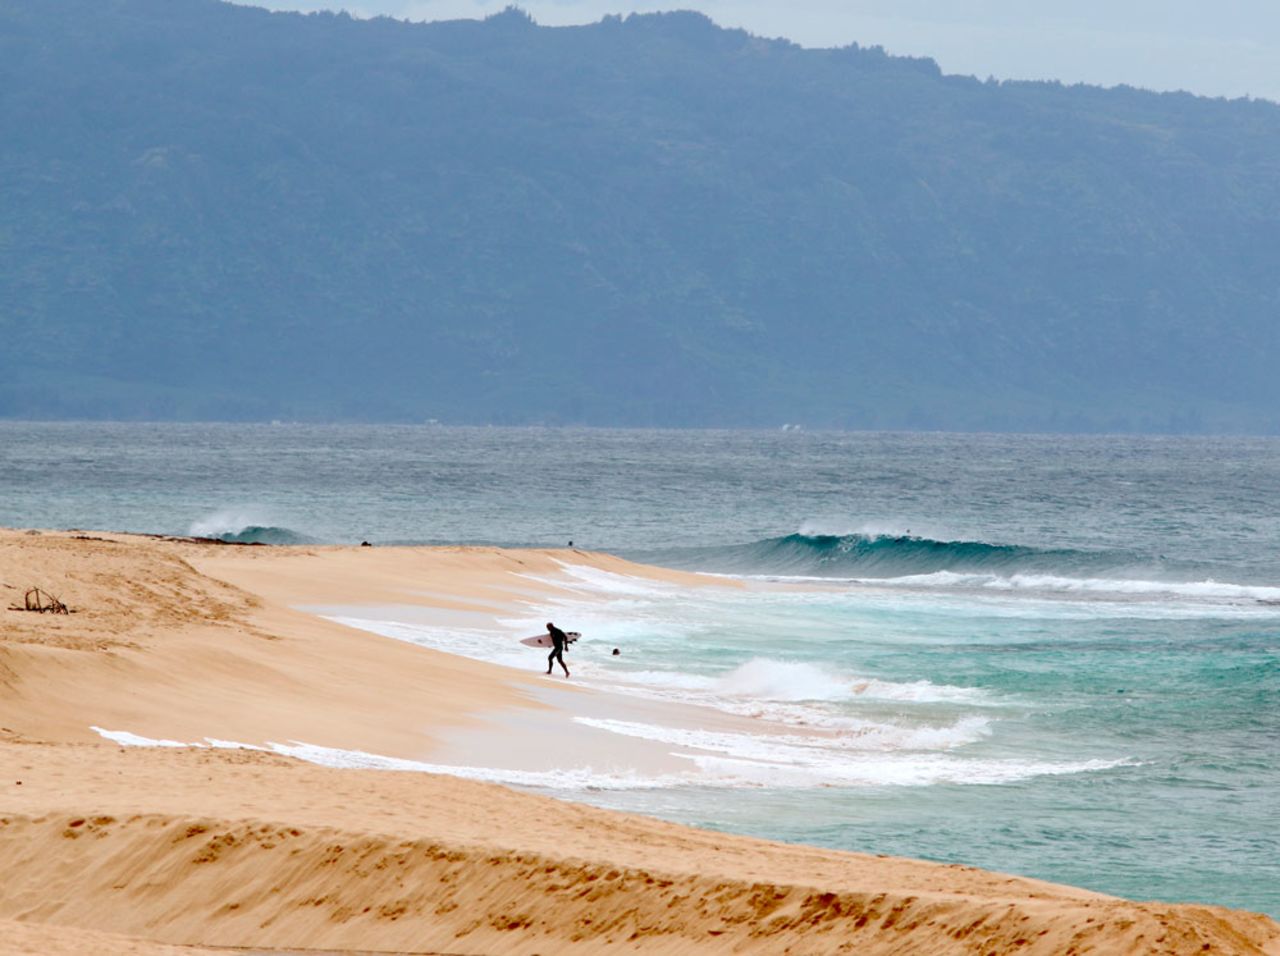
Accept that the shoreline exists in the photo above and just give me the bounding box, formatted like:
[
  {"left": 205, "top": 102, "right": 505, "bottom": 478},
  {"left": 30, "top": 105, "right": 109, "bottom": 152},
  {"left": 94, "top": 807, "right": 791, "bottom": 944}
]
[{"left": 1, "top": 527, "right": 1276, "bottom": 954}]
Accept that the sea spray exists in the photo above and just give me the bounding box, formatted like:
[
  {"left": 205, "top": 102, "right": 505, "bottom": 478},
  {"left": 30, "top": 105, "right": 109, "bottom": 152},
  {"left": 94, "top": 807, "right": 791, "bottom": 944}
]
[
  {"left": 188, "top": 508, "right": 315, "bottom": 544},
  {"left": 712, "top": 659, "right": 851, "bottom": 701}
]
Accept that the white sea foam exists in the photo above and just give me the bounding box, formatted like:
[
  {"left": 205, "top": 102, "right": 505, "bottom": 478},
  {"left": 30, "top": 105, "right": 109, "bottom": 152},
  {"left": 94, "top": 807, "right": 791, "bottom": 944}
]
[
  {"left": 309, "top": 565, "right": 1138, "bottom": 793},
  {"left": 703, "top": 659, "right": 988, "bottom": 705},
  {"left": 879, "top": 570, "right": 1280, "bottom": 602},
  {"left": 712, "top": 658, "right": 850, "bottom": 701},
  {"left": 324, "top": 617, "right": 533, "bottom": 670},
  {"left": 90, "top": 727, "right": 700, "bottom": 791},
  {"left": 778, "top": 568, "right": 1280, "bottom": 603},
  {"left": 575, "top": 715, "right": 991, "bottom": 756},
  {"left": 682, "top": 751, "right": 1134, "bottom": 788},
  {"left": 327, "top": 609, "right": 995, "bottom": 727},
  {"left": 92, "top": 724, "right": 1122, "bottom": 791},
  {"left": 93, "top": 727, "right": 189, "bottom": 747},
  {"left": 848, "top": 677, "right": 993, "bottom": 703},
  {"left": 730, "top": 570, "right": 1280, "bottom": 618},
  {"left": 204, "top": 738, "right": 267, "bottom": 750},
  {"left": 529, "top": 562, "right": 688, "bottom": 597},
  {"left": 539, "top": 657, "right": 992, "bottom": 724},
  {"left": 263, "top": 742, "right": 697, "bottom": 791}
]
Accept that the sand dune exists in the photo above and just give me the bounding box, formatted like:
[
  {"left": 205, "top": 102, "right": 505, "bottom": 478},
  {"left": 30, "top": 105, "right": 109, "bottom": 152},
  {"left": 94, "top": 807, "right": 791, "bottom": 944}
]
[{"left": 0, "top": 529, "right": 1276, "bottom": 954}]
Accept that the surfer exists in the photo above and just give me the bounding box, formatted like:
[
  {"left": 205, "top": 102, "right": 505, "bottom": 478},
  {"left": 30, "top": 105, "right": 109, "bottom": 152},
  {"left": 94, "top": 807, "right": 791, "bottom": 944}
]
[{"left": 545, "top": 621, "right": 570, "bottom": 678}]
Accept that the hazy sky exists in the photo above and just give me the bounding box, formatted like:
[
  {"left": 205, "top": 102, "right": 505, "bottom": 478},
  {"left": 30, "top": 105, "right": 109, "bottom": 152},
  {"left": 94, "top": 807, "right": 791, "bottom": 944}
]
[{"left": 253, "top": 0, "right": 1280, "bottom": 102}]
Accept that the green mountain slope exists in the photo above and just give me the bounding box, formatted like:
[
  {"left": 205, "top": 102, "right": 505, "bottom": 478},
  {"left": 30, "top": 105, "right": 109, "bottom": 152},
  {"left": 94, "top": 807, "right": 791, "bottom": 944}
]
[{"left": 3, "top": 1, "right": 1279, "bottom": 430}]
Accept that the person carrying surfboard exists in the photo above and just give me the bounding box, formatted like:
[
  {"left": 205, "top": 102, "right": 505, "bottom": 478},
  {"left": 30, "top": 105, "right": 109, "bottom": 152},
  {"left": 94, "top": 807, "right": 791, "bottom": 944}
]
[{"left": 545, "top": 621, "right": 571, "bottom": 678}]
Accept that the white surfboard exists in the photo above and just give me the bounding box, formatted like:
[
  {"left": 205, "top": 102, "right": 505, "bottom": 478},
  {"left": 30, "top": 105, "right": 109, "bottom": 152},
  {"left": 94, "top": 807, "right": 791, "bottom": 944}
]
[{"left": 520, "top": 631, "right": 581, "bottom": 648}]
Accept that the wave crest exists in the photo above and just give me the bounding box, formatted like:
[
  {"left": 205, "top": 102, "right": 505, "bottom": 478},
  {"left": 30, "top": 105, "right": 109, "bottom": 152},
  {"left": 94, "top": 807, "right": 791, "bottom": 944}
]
[
  {"left": 647, "top": 531, "right": 1161, "bottom": 581},
  {"left": 188, "top": 509, "right": 313, "bottom": 545}
]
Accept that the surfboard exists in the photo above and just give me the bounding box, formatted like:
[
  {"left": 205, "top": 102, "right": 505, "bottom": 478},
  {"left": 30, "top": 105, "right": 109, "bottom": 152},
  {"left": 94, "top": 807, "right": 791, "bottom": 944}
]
[{"left": 520, "top": 631, "right": 581, "bottom": 648}]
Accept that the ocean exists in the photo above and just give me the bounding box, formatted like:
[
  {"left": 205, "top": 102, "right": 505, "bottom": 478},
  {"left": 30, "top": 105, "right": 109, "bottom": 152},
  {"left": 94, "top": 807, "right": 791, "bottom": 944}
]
[{"left": 3, "top": 422, "right": 1277, "bottom": 916}]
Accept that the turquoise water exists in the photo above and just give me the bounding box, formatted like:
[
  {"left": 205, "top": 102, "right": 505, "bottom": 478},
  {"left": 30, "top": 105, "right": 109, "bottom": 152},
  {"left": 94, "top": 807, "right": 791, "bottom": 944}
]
[
  {"left": 527, "top": 579, "right": 1277, "bottom": 914},
  {"left": 2, "top": 423, "right": 1277, "bottom": 914}
]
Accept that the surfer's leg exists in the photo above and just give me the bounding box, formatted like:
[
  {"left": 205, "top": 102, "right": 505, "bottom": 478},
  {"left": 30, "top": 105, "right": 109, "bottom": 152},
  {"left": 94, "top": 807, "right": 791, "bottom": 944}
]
[{"left": 547, "top": 647, "right": 555, "bottom": 674}]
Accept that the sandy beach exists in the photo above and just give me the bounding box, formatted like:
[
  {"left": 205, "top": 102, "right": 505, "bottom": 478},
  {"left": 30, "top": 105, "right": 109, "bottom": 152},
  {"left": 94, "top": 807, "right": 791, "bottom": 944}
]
[{"left": 1, "top": 527, "right": 1276, "bottom": 955}]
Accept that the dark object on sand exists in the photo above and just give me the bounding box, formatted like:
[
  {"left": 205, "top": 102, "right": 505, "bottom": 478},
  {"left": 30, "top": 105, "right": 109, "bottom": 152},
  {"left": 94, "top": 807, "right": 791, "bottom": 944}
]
[
  {"left": 361, "top": 541, "right": 372, "bottom": 547},
  {"left": 10, "top": 587, "right": 70, "bottom": 614}
]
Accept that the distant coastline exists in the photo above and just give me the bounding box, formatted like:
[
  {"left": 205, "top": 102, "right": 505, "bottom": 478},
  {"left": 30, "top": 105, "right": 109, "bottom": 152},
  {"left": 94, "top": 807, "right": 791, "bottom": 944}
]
[{"left": 6, "top": 2, "right": 1280, "bottom": 430}]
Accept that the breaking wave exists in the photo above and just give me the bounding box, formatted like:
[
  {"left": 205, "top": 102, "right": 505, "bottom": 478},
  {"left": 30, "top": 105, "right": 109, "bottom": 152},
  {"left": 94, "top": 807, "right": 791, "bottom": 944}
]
[
  {"left": 640, "top": 531, "right": 1200, "bottom": 583},
  {"left": 188, "top": 509, "right": 314, "bottom": 545},
  {"left": 206, "top": 524, "right": 313, "bottom": 545}
]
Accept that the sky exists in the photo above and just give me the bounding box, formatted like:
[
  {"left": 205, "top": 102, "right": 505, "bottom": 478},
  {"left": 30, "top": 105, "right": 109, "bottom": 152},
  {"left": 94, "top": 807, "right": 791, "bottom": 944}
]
[{"left": 253, "top": 0, "right": 1280, "bottom": 103}]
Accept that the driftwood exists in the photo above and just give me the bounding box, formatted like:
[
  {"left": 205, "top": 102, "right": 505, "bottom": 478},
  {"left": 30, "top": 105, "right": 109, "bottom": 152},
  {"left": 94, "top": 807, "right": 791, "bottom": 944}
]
[{"left": 8, "top": 588, "right": 70, "bottom": 614}]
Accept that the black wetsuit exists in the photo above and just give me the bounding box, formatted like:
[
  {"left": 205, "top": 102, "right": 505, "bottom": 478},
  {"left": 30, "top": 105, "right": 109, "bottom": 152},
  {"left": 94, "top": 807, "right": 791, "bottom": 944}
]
[{"left": 546, "top": 624, "right": 570, "bottom": 676}]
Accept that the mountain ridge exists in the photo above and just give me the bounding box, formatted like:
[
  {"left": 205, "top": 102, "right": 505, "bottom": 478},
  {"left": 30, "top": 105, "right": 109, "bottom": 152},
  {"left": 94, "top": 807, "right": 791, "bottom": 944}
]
[{"left": 3, "top": 1, "right": 1279, "bottom": 431}]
